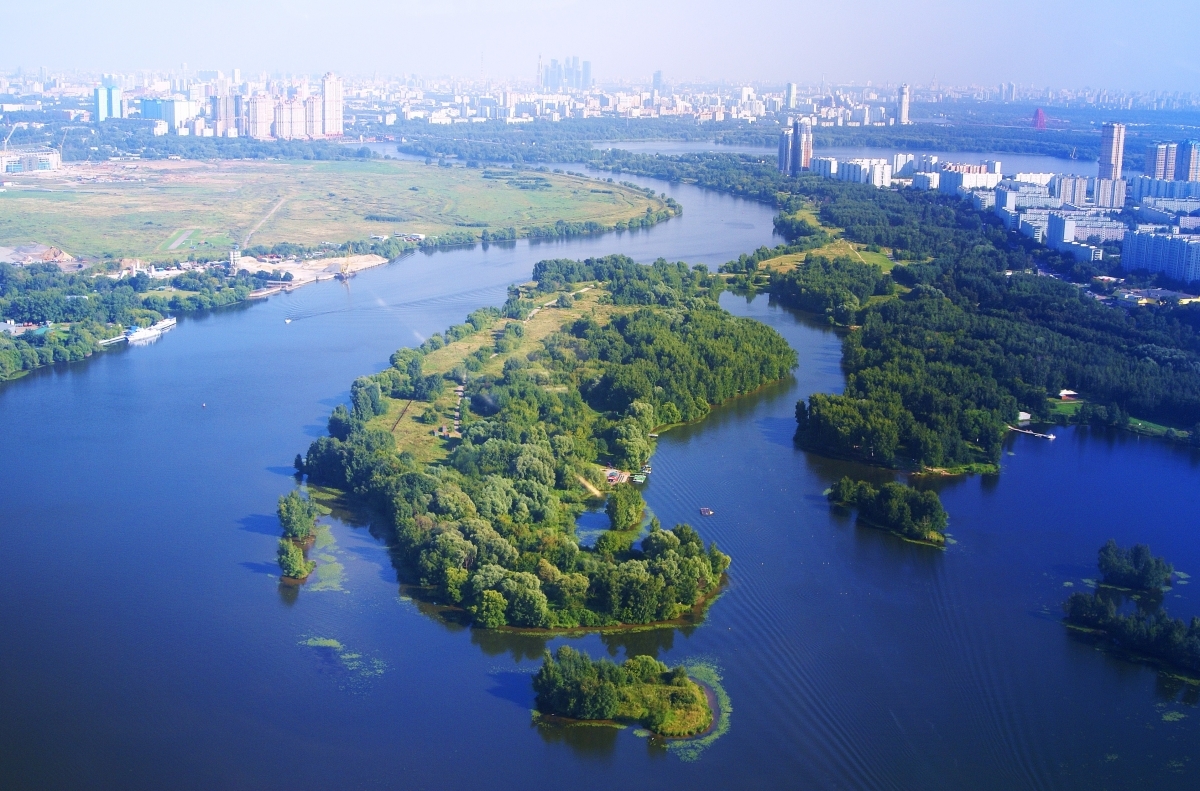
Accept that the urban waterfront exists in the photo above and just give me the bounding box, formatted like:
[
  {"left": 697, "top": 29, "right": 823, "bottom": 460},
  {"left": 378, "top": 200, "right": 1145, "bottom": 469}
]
[{"left": 1, "top": 172, "right": 1198, "bottom": 790}]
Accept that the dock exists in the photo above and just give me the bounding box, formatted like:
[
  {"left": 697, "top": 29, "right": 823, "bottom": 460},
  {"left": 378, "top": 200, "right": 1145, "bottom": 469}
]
[{"left": 1008, "top": 425, "right": 1056, "bottom": 440}]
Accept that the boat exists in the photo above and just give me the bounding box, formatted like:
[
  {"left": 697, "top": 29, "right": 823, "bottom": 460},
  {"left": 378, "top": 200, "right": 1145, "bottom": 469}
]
[
  {"left": 284, "top": 318, "right": 292, "bottom": 324},
  {"left": 648, "top": 433, "right": 659, "bottom": 438},
  {"left": 699, "top": 507, "right": 714, "bottom": 516},
  {"left": 125, "top": 317, "right": 177, "bottom": 343},
  {"left": 640, "top": 465, "right": 652, "bottom": 474}
]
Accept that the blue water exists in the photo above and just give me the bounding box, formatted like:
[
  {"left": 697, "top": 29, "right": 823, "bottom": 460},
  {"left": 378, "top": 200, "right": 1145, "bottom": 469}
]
[{"left": 1, "top": 170, "right": 1197, "bottom": 789}]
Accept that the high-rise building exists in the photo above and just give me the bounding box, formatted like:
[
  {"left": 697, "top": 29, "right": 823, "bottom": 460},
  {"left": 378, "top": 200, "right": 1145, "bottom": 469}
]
[
  {"left": 1176, "top": 140, "right": 1200, "bottom": 182},
  {"left": 1098, "top": 122, "right": 1126, "bottom": 180},
  {"left": 1093, "top": 178, "right": 1127, "bottom": 208},
  {"left": 321, "top": 73, "right": 344, "bottom": 137},
  {"left": 652, "top": 71, "right": 663, "bottom": 93},
  {"left": 247, "top": 95, "right": 275, "bottom": 139},
  {"left": 790, "top": 119, "right": 813, "bottom": 175},
  {"left": 778, "top": 128, "right": 793, "bottom": 175},
  {"left": 94, "top": 87, "right": 108, "bottom": 123},
  {"left": 274, "top": 99, "right": 307, "bottom": 140},
  {"left": 1051, "top": 174, "right": 1090, "bottom": 206},
  {"left": 582, "top": 61, "right": 592, "bottom": 89},
  {"left": 785, "top": 83, "right": 797, "bottom": 110},
  {"left": 304, "top": 97, "right": 324, "bottom": 138},
  {"left": 1121, "top": 230, "right": 1200, "bottom": 282},
  {"left": 898, "top": 84, "right": 911, "bottom": 125},
  {"left": 94, "top": 86, "right": 123, "bottom": 122},
  {"left": 210, "top": 95, "right": 236, "bottom": 136},
  {"left": 1145, "top": 142, "right": 1178, "bottom": 180}
]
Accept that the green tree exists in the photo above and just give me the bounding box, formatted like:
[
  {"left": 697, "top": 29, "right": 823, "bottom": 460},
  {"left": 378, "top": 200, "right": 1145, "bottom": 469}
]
[
  {"left": 606, "top": 485, "right": 645, "bottom": 531},
  {"left": 277, "top": 490, "right": 318, "bottom": 540},
  {"left": 277, "top": 538, "right": 315, "bottom": 579},
  {"left": 474, "top": 589, "right": 508, "bottom": 627}
]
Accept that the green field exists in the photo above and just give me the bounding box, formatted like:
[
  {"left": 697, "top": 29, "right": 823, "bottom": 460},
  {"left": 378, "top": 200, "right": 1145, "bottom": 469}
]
[
  {"left": 759, "top": 238, "right": 895, "bottom": 274},
  {"left": 0, "top": 159, "right": 665, "bottom": 262}
]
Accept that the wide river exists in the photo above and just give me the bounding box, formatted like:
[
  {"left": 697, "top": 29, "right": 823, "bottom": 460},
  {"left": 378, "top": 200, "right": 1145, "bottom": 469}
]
[{"left": 1, "top": 167, "right": 1197, "bottom": 790}]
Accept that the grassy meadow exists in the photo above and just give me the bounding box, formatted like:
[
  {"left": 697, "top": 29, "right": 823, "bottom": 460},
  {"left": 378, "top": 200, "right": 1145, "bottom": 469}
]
[{"left": 0, "top": 159, "right": 665, "bottom": 263}]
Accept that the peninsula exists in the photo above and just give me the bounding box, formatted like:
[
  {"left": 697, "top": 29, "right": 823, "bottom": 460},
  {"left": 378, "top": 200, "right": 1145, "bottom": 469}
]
[{"left": 292, "top": 254, "right": 798, "bottom": 629}]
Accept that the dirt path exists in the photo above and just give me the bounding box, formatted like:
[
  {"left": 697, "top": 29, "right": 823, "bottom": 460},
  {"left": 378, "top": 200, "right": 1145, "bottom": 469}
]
[
  {"left": 576, "top": 474, "right": 603, "bottom": 498},
  {"left": 243, "top": 195, "right": 289, "bottom": 247}
]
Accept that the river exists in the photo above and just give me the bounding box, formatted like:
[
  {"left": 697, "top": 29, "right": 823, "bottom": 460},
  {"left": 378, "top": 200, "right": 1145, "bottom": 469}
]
[{"left": 1, "top": 168, "right": 1197, "bottom": 789}]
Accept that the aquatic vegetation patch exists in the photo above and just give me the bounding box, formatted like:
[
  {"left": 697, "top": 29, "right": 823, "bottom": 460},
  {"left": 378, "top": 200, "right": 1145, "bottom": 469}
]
[
  {"left": 666, "top": 658, "right": 732, "bottom": 763},
  {"left": 300, "top": 636, "right": 387, "bottom": 685},
  {"left": 304, "top": 526, "right": 347, "bottom": 592},
  {"left": 1161, "top": 711, "right": 1187, "bottom": 723}
]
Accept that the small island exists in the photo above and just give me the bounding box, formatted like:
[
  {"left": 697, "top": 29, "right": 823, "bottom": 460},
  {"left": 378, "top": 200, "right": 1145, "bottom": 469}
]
[
  {"left": 1064, "top": 541, "right": 1198, "bottom": 676},
  {"left": 827, "top": 476, "right": 948, "bottom": 545},
  {"left": 276, "top": 490, "right": 320, "bottom": 580},
  {"left": 294, "top": 254, "right": 797, "bottom": 629},
  {"left": 533, "top": 646, "right": 713, "bottom": 737}
]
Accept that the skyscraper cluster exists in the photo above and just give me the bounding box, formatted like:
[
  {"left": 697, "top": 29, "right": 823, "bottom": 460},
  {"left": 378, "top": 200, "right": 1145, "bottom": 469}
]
[
  {"left": 539, "top": 57, "right": 591, "bottom": 92},
  {"left": 1143, "top": 139, "right": 1200, "bottom": 181}
]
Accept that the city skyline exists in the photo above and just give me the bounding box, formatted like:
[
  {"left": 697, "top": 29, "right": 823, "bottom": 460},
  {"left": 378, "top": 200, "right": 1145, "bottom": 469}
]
[{"left": 6, "top": 0, "right": 1200, "bottom": 91}]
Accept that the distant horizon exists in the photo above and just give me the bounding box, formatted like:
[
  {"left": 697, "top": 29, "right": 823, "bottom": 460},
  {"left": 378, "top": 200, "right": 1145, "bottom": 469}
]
[{"left": 7, "top": 0, "right": 1200, "bottom": 92}]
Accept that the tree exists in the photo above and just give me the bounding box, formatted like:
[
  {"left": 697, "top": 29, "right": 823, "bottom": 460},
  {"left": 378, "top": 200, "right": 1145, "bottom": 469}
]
[
  {"left": 606, "top": 485, "right": 645, "bottom": 531},
  {"left": 277, "top": 538, "right": 315, "bottom": 579},
  {"left": 473, "top": 589, "right": 508, "bottom": 628},
  {"left": 277, "top": 490, "right": 318, "bottom": 540},
  {"left": 1097, "top": 539, "right": 1173, "bottom": 590}
]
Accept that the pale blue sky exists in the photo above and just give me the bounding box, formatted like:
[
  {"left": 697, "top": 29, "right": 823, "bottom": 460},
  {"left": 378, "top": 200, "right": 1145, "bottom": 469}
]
[{"left": 9, "top": 0, "right": 1200, "bottom": 90}]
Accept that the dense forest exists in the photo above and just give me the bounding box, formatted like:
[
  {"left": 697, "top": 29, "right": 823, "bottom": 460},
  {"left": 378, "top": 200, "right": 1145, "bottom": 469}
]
[
  {"left": 1097, "top": 540, "right": 1174, "bottom": 591},
  {"left": 533, "top": 645, "right": 712, "bottom": 736},
  {"left": 298, "top": 254, "right": 796, "bottom": 629},
  {"left": 827, "top": 477, "right": 948, "bottom": 545},
  {"left": 0, "top": 262, "right": 255, "bottom": 378},
  {"left": 585, "top": 155, "right": 1200, "bottom": 460},
  {"left": 768, "top": 255, "right": 894, "bottom": 324},
  {"left": 1064, "top": 544, "right": 1198, "bottom": 675}
]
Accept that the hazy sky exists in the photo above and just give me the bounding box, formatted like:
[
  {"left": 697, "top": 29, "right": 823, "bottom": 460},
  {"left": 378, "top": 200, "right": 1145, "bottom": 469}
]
[{"left": 9, "top": 0, "right": 1200, "bottom": 90}]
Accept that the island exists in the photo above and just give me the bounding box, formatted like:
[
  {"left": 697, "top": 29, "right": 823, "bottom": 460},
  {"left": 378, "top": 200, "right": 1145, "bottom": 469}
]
[
  {"left": 533, "top": 645, "right": 712, "bottom": 737},
  {"left": 826, "top": 476, "right": 948, "bottom": 546},
  {"left": 292, "top": 254, "right": 797, "bottom": 629},
  {"left": 275, "top": 490, "right": 320, "bottom": 581},
  {"left": 1064, "top": 542, "right": 1197, "bottom": 676}
]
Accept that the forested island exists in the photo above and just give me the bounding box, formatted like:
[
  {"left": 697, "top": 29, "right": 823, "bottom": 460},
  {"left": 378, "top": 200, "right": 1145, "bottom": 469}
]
[
  {"left": 533, "top": 645, "right": 713, "bottom": 736},
  {"left": 293, "top": 254, "right": 796, "bottom": 629},
  {"left": 827, "top": 477, "right": 948, "bottom": 545},
  {"left": 1064, "top": 542, "right": 1197, "bottom": 676}
]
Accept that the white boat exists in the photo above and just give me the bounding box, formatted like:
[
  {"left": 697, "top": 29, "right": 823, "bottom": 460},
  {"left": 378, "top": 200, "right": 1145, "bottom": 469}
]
[{"left": 125, "top": 317, "right": 177, "bottom": 344}]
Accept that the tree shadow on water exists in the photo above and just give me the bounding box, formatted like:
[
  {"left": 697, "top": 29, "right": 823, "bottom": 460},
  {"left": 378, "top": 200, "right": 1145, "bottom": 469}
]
[
  {"left": 469, "top": 628, "right": 550, "bottom": 662},
  {"left": 486, "top": 671, "right": 535, "bottom": 709},
  {"left": 238, "top": 513, "right": 280, "bottom": 536},
  {"left": 597, "top": 627, "right": 681, "bottom": 660},
  {"left": 534, "top": 717, "right": 620, "bottom": 759}
]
